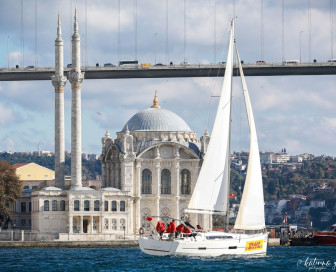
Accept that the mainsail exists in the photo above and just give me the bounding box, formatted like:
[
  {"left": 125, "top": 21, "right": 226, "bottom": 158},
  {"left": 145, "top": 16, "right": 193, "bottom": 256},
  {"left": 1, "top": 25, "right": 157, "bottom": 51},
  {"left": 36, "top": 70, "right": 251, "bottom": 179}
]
[
  {"left": 234, "top": 45, "right": 265, "bottom": 230},
  {"left": 187, "top": 22, "right": 235, "bottom": 215}
]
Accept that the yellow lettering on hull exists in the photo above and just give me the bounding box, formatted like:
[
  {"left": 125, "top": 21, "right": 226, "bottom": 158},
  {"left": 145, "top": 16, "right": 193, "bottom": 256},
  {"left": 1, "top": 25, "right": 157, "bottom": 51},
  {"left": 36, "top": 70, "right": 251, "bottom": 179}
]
[{"left": 245, "top": 240, "right": 263, "bottom": 251}]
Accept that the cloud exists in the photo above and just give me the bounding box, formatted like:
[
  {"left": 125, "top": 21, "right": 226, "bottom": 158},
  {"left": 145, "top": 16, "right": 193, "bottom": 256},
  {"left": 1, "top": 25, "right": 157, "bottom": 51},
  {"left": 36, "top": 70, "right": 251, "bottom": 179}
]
[{"left": 0, "top": 102, "right": 15, "bottom": 125}]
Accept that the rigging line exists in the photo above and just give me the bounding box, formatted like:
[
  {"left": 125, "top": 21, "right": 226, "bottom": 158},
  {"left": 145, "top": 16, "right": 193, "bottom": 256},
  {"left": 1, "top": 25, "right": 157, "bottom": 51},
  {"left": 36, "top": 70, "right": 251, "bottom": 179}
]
[{"left": 21, "top": 0, "right": 24, "bottom": 68}]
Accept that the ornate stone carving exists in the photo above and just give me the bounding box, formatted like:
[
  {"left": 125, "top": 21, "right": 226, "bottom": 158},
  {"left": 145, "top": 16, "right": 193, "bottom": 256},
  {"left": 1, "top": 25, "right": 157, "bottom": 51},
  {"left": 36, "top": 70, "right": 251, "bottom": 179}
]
[
  {"left": 51, "top": 75, "right": 67, "bottom": 92},
  {"left": 68, "top": 70, "right": 84, "bottom": 88}
]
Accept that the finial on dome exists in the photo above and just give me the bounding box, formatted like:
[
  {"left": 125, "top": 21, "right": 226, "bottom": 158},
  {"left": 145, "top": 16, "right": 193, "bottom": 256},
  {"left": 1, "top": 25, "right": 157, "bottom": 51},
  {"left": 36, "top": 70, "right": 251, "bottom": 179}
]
[
  {"left": 151, "top": 90, "right": 160, "bottom": 108},
  {"left": 125, "top": 123, "right": 130, "bottom": 134},
  {"left": 57, "top": 14, "right": 61, "bottom": 37},
  {"left": 105, "top": 129, "right": 110, "bottom": 138}
]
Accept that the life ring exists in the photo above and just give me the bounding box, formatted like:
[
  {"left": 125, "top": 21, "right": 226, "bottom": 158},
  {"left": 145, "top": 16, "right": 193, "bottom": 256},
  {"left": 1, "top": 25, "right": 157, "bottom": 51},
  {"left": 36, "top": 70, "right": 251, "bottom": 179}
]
[{"left": 139, "top": 227, "right": 145, "bottom": 235}]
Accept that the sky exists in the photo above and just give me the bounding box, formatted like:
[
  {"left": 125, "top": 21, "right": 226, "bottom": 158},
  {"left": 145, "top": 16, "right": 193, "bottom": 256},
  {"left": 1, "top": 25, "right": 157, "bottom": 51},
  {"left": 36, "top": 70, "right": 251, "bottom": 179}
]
[{"left": 0, "top": 0, "right": 335, "bottom": 156}]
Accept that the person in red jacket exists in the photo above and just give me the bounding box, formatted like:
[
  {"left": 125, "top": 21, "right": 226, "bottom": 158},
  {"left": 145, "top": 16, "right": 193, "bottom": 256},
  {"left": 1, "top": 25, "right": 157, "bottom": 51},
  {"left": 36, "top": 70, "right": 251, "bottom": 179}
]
[
  {"left": 156, "top": 221, "right": 165, "bottom": 239},
  {"left": 176, "top": 223, "right": 185, "bottom": 238},
  {"left": 166, "top": 219, "right": 176, "bottom": 239}
]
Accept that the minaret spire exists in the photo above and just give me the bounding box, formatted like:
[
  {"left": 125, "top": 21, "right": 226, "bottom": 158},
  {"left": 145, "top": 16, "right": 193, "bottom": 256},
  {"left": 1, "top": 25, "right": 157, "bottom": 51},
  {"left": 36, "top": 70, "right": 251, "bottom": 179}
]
[
  {"left": 51, "top": 15, "right": 67, "bottom": 189},
  {"left": 69, "top": 9, "right": 84, "bottom": 189}
]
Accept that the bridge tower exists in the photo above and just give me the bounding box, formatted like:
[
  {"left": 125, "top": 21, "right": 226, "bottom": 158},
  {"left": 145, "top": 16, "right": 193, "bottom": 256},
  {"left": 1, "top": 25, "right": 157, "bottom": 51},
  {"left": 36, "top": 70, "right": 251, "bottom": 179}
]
[
  {"left": 51, "top": 15, "right": 67, "bottom": 189},
  {"left": 68, "top": 9, "right": 84, "bottom": 189}
]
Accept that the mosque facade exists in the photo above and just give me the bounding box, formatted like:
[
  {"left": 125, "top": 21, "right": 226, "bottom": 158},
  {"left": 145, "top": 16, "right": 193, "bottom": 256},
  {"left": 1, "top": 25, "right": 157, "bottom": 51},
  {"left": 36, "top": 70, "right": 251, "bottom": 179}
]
[{"left": 7, "top": 12, "right": 211, "bottom": 241}]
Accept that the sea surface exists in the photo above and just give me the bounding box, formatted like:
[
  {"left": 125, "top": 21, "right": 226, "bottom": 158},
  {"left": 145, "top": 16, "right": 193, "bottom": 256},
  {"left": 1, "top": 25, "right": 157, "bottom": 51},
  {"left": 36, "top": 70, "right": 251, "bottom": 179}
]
[{"left": 1, "top": 246, "right": 335, "bottom": 272}]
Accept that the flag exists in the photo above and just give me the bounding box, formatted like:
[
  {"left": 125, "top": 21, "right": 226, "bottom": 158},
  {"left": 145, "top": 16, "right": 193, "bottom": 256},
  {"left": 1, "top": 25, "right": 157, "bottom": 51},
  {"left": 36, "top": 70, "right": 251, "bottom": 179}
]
[
  {"left": 283, "top": 216, "right": 287, "bottom": 223},
  {"left": 145, "top": 217, "right": 153, "bottom": 221}
]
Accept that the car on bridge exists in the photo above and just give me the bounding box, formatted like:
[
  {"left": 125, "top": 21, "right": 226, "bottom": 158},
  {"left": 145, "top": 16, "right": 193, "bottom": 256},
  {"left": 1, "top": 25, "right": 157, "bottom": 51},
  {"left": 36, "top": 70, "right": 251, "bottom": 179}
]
[
  {"left": 104, "top": 63, "right": 115, "bottom": 67},
  {"left": 256, "top": 60, "right": 266, "bottom": 64}
]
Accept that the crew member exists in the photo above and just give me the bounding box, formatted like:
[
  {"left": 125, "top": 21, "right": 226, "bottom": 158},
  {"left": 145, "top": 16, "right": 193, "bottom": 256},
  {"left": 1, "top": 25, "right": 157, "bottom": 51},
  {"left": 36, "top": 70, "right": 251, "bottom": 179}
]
[
  {"left": 166, "top": 219, "right": 176, "bottom": 239},
  {"left": 156, "top": 221, "right": 165, "bottom": 239}
]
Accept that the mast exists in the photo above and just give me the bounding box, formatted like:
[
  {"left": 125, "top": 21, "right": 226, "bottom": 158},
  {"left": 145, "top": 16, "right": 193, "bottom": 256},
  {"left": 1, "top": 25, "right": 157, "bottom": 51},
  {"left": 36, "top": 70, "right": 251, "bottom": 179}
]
[{"left": 225, "top": 19, "right": 235, "bottom": 231}]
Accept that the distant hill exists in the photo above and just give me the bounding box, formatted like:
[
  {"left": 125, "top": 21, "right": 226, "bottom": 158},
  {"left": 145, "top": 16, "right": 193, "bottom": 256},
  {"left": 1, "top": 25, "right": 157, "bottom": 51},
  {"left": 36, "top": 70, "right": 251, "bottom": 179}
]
[{"left": 0, "top": 152, "right": 101, "bottom": 181}]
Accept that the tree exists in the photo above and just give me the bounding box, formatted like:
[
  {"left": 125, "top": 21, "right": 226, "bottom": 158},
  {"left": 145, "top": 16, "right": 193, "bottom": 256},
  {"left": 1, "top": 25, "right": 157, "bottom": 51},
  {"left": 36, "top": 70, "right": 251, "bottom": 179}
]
[{"left": 0, "top": 161, "right": 22, "bottom": 224}]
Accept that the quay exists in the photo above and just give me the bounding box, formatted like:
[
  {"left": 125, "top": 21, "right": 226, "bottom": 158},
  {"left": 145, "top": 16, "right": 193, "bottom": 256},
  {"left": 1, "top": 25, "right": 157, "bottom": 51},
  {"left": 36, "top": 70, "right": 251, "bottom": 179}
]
[{"left": 0, "top": 240, "right": 139, "bottom": 248}]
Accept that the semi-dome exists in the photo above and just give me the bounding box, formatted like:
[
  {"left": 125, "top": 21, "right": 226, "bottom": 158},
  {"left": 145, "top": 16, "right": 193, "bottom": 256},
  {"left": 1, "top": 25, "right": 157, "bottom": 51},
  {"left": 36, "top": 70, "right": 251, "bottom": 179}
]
[{"left": 122, "top": 92, "right": 192, "bottom": 132}]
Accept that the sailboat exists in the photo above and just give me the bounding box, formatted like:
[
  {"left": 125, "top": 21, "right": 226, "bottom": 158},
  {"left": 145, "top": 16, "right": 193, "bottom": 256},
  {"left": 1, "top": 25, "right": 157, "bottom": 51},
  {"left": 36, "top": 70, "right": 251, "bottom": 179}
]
[{"left": 139, "top": 20, "right": 267, "bottom": 257}]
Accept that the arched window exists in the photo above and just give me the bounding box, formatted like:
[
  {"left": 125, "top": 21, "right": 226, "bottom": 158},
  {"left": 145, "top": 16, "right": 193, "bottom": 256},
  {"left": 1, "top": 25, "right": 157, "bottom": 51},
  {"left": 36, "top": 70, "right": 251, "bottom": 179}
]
[
  {"left": 141, "top": 169, "right": 152, "bottom": 194},
  {"left": 60, "top": 200, "right": 65, "bottom": 211},
  {"left": 111, "top": 201, "right": 117, "bottom": 212},
  {"left": 21, "top": 202, "right": 26, "bottom": 213},
  {"left": 104, "top": 201, "right": 108, "bottom": 211},
  {"left": 120, "top": 218, "right": 126, "bottom": 230},
  {"left": 74, "top": 200, "right": 80, "bottom": 211},
  {"left": 94, "top": 200, "right": 100, "bottom": 211},
  {"left": 52, "top": 200, "right": 57, "bottom": 211},
  {"left": 120, "top": 201, "right": 126, "bottom": 212},
  {"left": 44, "top": 200, "right": 49, "bottom": 211},
  {"left": 84, "top": 200, "right": 90, "bottom": 211},
  {"left": 181, "top": 169, "right": 191, "bottom": 195},
  {"left": 161, "top": 169, "right": 171, "bottom": 194}
]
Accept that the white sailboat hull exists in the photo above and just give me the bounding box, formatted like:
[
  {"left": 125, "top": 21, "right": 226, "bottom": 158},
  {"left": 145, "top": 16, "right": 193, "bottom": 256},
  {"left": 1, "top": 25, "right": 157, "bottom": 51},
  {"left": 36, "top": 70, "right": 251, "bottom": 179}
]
[{"left": 139, "top": 231, "right": 268, "bottom": 257}]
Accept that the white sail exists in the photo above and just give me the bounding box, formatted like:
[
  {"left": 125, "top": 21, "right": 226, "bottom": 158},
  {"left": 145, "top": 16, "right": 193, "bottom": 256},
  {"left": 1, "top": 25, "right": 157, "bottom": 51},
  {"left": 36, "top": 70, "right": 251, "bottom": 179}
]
[
  {"left": 234, "top": 46, "right": 265, "bottom": 230},
  {"left": 187, "top": 22, "right": 235, "bottom": 214}
]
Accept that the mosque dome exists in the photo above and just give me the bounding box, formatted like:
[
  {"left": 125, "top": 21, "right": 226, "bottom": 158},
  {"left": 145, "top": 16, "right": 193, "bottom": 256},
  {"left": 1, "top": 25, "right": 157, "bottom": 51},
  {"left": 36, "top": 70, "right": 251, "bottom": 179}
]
[{"left": 122, "top": 91, "right": 192, "bottom": 132}]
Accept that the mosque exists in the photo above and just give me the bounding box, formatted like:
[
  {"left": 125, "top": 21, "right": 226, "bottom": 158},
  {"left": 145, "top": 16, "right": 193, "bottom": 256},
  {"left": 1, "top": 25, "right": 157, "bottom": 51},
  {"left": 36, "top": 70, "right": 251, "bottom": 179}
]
[{"left": 9, "top": 12, "right": 211, "bottom": 241}]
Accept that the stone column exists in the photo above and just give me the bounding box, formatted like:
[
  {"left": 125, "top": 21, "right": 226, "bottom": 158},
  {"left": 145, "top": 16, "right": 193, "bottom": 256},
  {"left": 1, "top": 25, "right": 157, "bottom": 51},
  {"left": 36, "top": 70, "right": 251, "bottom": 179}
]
[
  {"left": 69, "top": 215, "right": 73, "bottom": 233},
  {"left": 90, "top": 216, "right": 93, "bottom": 233},
  {"left": 68, "top": 9, "right": 84, "bottom": 189},
  {"left": 175, "top": 160, "right": 180, "bottom": 220},
  {"left": 155, "top": 160, "right": 161, "bottom": 216},
  {"left": 136, "top": 161, "right": 142, "bottom": 231},
  {"left": 51, "top": 15, "right": 67, "bottom": 189},
  {"left": 80, "top": 215, "right": 83, "bottom": 233}
]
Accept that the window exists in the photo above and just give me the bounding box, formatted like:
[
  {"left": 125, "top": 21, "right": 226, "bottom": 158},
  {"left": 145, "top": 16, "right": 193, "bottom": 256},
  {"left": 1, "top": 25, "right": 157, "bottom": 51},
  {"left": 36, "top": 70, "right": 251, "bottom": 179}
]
[
  {"left": 24, "top": 185, "right": 29, "bottom": 189},
  {"left": 21, "top": 219, "right": 26, "bottom": 226},
  {"left": 74, "top": 200, "right": 80, "bottom": 211},
  {"left": 21, "top": 202, "right": 26, "bottom": 213},
  {"left": 104, "top": 201, "right": 108, "bottom": 212},
  {"left": 120, "top": 219, "right": 126, "bottom": 230},
  {"left": 44, "top": 200, "right": 49, "bottom": 211},
  {"left": 94, "top": 200, "right": 100, "bottom": 211},
  {"left": 84, "top": 200, "right": 90, "bottom": 211},
  {"left": 161, "top": 169, "right": 171, "bottom": 194},
  {"left": 141, "top": 169, "right": 152, "bottom": 194},
  {"left": 181, "top": 169, "right": 191, "bottom": 195},
  {"left": 60, "top": 200, "right": 65, "bottom": 211},
  {"left": 29, "top": 202, "right": 31, "bottom": 212},
  {"left": 52, "top": 200, "right": 57, "bottom": 211},
  {"left": 32, "top": 186, "right": 38, "bottom": 191},
  {"left": 111, "top": 201, "right": 117, "bottom": 212},
  {"left": 104, "top": 218, "right": 109, "bottom": 230},
  {"left": 112, "top": 219, "right": 117, "bottom": 230},
  {"left": 93, "top": 218, "right": 97, "bottom": 230},
  {"left": 120, "top": 201, "right": 126, "bottom": 212}
]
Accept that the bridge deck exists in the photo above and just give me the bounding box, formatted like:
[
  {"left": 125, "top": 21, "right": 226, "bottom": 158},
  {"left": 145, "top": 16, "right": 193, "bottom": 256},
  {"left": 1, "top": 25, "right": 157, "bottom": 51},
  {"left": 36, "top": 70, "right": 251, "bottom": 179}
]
[{"left": 0, "top": 63, "right": 335, "bottom": 81}]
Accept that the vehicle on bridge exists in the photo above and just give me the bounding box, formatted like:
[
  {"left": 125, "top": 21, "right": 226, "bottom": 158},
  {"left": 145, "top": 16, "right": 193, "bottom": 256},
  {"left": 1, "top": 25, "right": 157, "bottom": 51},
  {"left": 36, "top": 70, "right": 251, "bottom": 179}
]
[
  {"left": 141, "top": 63, "right": 151, "bottom": 68},
  {"left": 104, "top": 63, "right": 115, "bottom": 67},
  {"left": 283, "top": 60, "right": 299, "bottom": 64},
  {"left": 256, "top": 60, "right": 266, "bottom": 64},
  {"left": 328, "top": 59, "right": 336, "bottom": 63},
  {"left": 119, "top": 60, "right": 138, "bottom": 67}
]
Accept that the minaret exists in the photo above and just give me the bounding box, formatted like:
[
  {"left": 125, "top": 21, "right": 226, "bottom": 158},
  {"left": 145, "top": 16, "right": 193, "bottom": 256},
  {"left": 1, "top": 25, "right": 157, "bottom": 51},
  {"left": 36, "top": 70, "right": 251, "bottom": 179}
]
[
  {"left": 51, "top": 15, "right": 67, "bottom": 189},
  {"left": 68, "top": 9, "right": 84, "bottom": 189}
]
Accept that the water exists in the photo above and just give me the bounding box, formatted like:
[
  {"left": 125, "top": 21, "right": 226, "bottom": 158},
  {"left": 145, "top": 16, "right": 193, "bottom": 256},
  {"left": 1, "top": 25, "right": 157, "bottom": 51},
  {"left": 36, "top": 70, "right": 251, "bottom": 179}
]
[{"left": 1, "top": 246, "right": 335, "bottom": 272}]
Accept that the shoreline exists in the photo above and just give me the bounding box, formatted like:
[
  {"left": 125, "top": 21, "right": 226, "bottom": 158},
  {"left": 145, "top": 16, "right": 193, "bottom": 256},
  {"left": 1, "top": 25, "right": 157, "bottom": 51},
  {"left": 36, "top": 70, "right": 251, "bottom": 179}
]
[
  {"left": 0, "top": 240, "right": 139, "bottom": 248},
  {"left": 0, "top": 240, "right": 283, "bottom": 248}
]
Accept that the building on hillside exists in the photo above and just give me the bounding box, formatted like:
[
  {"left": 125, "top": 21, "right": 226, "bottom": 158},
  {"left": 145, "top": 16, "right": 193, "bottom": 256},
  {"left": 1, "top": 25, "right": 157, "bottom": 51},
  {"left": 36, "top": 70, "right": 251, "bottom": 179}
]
[{"left": 13, "top": 162, "right": 55, "bottom": 191}]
